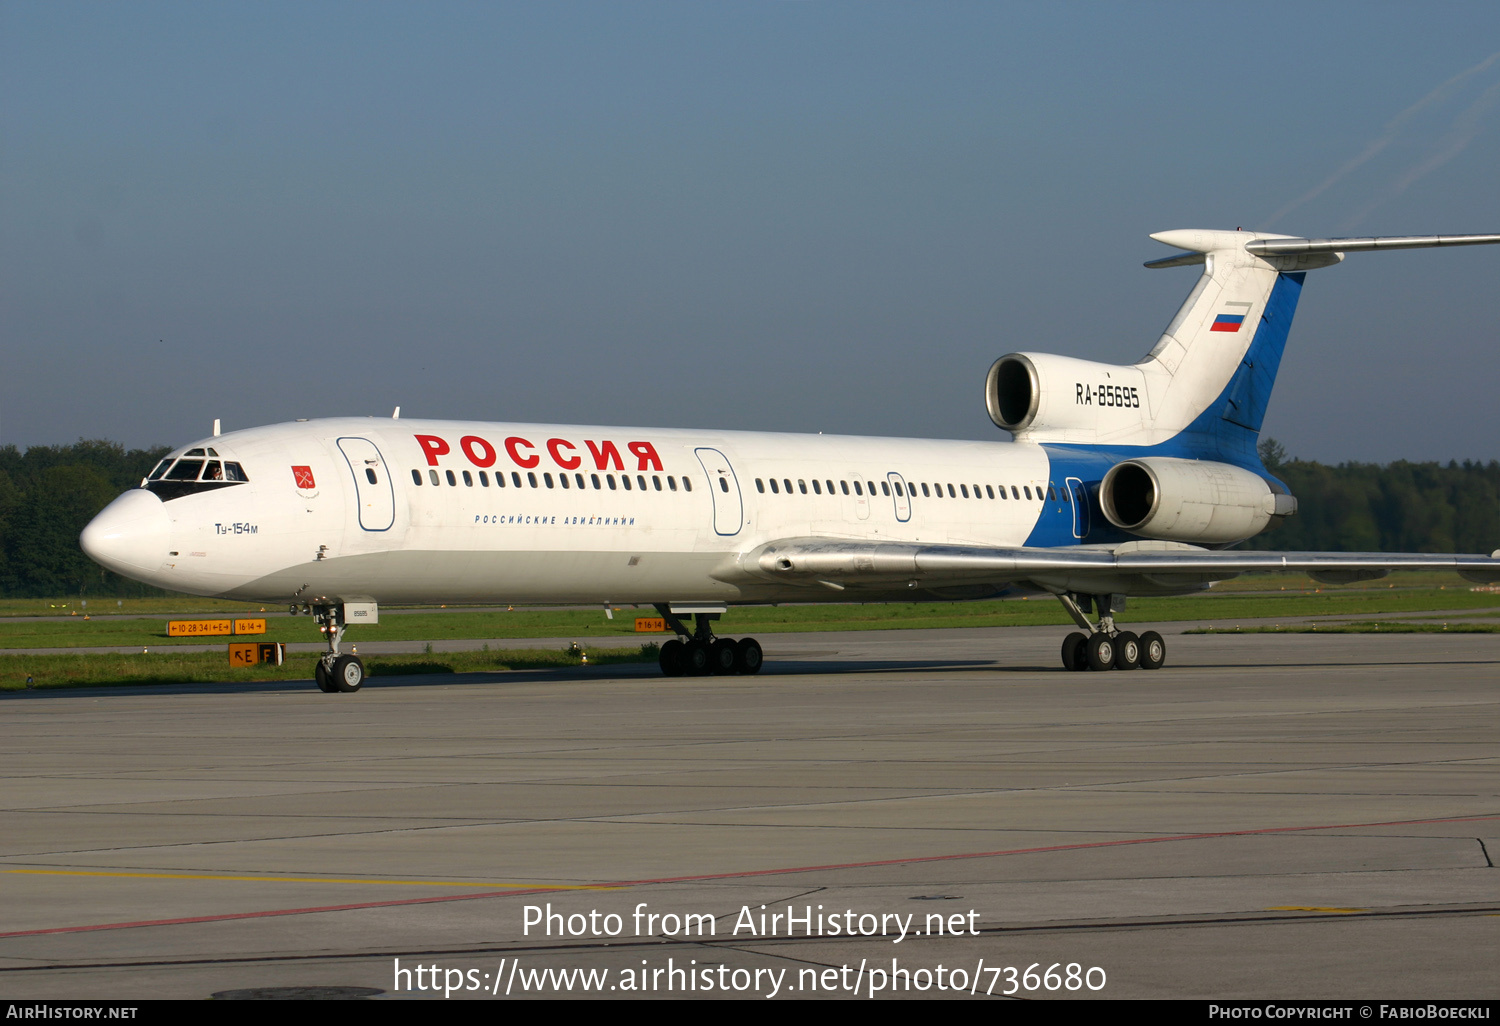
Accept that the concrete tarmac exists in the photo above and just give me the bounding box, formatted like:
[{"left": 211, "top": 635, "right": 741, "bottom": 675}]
[{"left": 0, "top": 624, "right": 1496, "bottom": 1001}]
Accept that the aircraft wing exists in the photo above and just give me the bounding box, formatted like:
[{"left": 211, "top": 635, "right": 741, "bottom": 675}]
[{"left": 743, "top": 539, "right": 1500, "bottom": 593}]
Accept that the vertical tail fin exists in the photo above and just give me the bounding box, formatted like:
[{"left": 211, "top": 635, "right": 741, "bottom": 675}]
[{"left": 1138, "top": 229, "right": 1325, "bottom": 465}]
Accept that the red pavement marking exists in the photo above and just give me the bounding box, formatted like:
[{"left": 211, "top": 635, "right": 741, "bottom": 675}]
[{"left": 3, "top": 812, "right": 1495, "bottom": 939}]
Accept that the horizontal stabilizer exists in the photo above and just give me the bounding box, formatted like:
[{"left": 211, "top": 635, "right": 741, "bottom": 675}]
[{"left": 1246, "top": 233, "right": 1500, "bottom": 256}]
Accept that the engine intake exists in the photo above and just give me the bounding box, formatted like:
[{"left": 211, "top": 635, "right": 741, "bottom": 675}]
[
  {"left": 1100, "top": 457, "right": 1295, "bottom": 545},
  {"left": 986, "top": 352, "right": 1148, "bottom": 440}
]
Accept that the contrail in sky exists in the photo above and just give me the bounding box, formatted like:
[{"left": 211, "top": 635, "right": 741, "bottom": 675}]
[
  {"left": 1338, "top": 78, "right": 1500, "bottom": 231},
  {"left": 1266, "top": 49, "right": 1500, "bottom": 227}
]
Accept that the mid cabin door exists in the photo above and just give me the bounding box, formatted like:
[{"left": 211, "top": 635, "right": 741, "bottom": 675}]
[
  {"left": 886, "top": 471, "right": 912, "bottom": 522},
  {"left": 337, "top": 437, "right": 395, "bottom": 532},
  {"left": 694, "top": 447, "right": 743, "bottom": 536}
]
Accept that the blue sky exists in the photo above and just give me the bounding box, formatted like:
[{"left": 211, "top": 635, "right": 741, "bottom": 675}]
[{"left": 4, "top": 2, "right": 1499, "bottom": 461}]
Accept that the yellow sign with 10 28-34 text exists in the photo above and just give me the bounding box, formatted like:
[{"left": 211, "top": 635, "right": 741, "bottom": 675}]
[{"left": 167, "top": 619, "right": 266, "bottom": 637}]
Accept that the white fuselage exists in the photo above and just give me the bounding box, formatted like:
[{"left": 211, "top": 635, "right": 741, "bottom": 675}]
[{"left": 85, "top": 417, "right": 1066, "bottom": 607}]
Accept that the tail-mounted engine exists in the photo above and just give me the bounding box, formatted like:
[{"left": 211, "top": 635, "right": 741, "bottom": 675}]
[
  {"left": 1100, "top": 457, "right": 1297, "bottom": 545},
  {"left": 986, "top": 353, "right": 1150, "bottom": 442}
]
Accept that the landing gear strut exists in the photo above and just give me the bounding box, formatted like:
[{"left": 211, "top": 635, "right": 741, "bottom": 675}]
[
  {"left": 1055, "top": 592, "right": 1164, "bottom": 672},
  {"left": 654, "top": 605, "right": 763, "bottom": 677},
  {"left": 306, "top": 603, "right": 365, "bottom": 692}
]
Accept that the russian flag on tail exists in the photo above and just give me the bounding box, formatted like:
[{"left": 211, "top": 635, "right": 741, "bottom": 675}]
[{"left": 1210, "top": 301, "right": 1253, "bottom": 332}]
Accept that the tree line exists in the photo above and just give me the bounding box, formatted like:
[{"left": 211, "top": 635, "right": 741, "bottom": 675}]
[
  {"left": 1255, "top": 439, "right": 1500, "bottom": 554},
  {"left": 0, "top": 438, "right": 1496, "bottom": 598},
  {"left": 0, "top": 440, "right": 169, "bottom": 597}
]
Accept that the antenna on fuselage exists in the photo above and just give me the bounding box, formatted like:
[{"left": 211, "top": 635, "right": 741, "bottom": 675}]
[
  {"left": 392, "top": 406, "right": 401, "bottom": 419},
  {"left": 212, "top": 418, "right": 221, "bottom": 436}
]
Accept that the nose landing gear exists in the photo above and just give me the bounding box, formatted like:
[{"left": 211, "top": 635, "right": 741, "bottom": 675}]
[
  {"left": 303, "top": 603, "right": 366, "bottom": 693},
  {"left": 1055, "top": 592, "right": 1165, "bottom": 672}
]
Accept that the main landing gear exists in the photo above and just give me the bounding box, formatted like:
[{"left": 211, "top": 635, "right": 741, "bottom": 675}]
[
  {"left": 654, "top": 605, "right": 764, "bottom": 677},
  {"left": 1055, "top": 592, "right": 1165, "bottom": 672},
  {"left": 302, "top": 603, "right": 366, "bottom": 693}
]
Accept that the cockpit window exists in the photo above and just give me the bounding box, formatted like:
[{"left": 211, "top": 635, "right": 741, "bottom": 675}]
[
  {"left": 164, "top": 459, "right": 204, "bottom": 480},
  {"left": 144, "top": 451, "right": 249, "bottom": 500}
]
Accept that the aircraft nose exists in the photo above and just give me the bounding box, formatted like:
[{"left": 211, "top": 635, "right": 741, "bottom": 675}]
[{"left": 80, "top": 489, "right": 172, "bottom": 576}]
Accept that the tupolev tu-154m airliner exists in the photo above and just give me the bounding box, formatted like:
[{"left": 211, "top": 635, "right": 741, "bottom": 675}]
[{"left": 81, "top": 228, "right": 1500, "bottom": 693}]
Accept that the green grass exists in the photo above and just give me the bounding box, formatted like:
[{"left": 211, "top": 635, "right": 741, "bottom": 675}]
[
  {"left": 0, "top": 644, "right": 660, "bottom": 691},
  {"left": 4, "top": 586, "right": 1500, "bottom": 649}
]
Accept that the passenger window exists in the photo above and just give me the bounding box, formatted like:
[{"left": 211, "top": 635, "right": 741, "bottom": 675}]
[
  {"left": 622, "top": 475, "right": 632, "bottom": 490},
  {"left": 756, "top": 479, "right": 765, "bottom": 493},
  {"left": 973, "top": 484, "right": 981, "bottom": 498},
  {"left": 165, "top": 460, "right": 203, "bottom": 481},
  {"left": 840, "top": 481, "right": 849, "bottom": 495},
  {"left": 653, "top": 475, "right": 662, "bottom": 491},
  {"left": 998, "top": 485, "right": 1007, "bottom": 500},
  {"left": 893, "top": 482, "right": 903, "bottom": 497},
  {"left": 527, "top": 472, "right": 537, "bottom": 488},
  {"left": 721, "top": 477, "right": 730, "bottom": 493},
  {"left": 1011, "top": 486, "right": 1020, "bottom": 499},
  {"left": 812, "top": 480, "right": 822, "bottom": 495},
  {"left": 668, "top": 477, "right": 677, "bottom": 491},
  {"left": 607, "top": 475, "right": 617, "bottom": 490},
  {"left": 496, "top": 472, "right": 506, "bottom": 487},
  {"left": 1062, "top": 488, "right": 1071, "bottom": 503},
  {"left": 826, "top": 480, "right": 835, "bottom": 494},
  {"left": 1024, "top": 486, "right": 1032, "bottom": 499},
  {"left": 853, "top": 481, "right": 862, "bottom": 496},
  {"left": 1048, "top": 486, "right": 1057, "bottom": 501},
  {"left": 770, "top": 478, "right": 779, "bottom": 494},
  {"left": 429, "top": 469, "right": 440, "bottom": 486},
  {"left": 479, "top": 471, "right": 489, "bottom": 487},
  {"left": 575, "top": 474, "right": 584, "bottom": 489},
  {"left": 513, "top": 472, "right": 523, "bottom": 487},
  {"left": 960, "top": 484, "right": 969, "bottom": 498},
  {"left": 462, "top": 471, "right": 473, "bottom": 486},
  {"left": 946, "top": 483, "right": 955, "bottom": 498},
  {"left": 411, "top": 469, "right": 422, "bottom": 486},
  {"left": 798, "top": 480, "right": 807, "bottom": 494},
  {"left": 783, "top": 478, "right": 792, "bottom": 494},
  {"left": 560, "top": 473, "right": 570, "bottom": 489},
  {"left": 683, "top": 477, "right": 692, "bottom": 492},
  {"left": 367, "top": 468, "right": 379, "bottom": 485},
  {"left": 446, "top": 470, "right": 457, "bottom": 486},
  {"left": 985, "top": 485, "right": 994, "bottom": 499},
  {"left": 881, "top": 481, "right": 890, "bottom": 496},
  {"left": 592, "top": 473, "right": 602, "bottom": 489},
  {"left": 638, "top": 475, "right": 647, "bottom": 490},
  {"left": 544, "top": 473, "right": 554, "bottom": 488}
]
